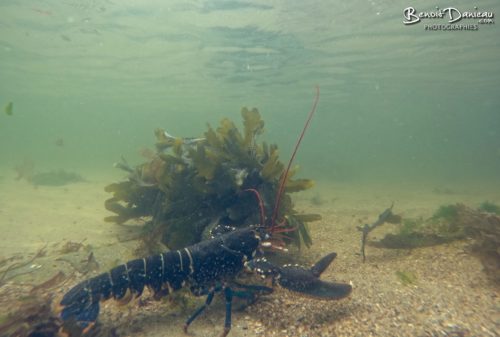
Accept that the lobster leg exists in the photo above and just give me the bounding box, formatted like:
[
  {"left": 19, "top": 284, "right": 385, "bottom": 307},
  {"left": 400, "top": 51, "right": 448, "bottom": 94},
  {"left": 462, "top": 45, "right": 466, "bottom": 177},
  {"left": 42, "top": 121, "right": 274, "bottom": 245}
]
[
  {"left": 222, "top": 287, "right": 233, "bottom": 337},
  {"left": 231, "top": 282, "right": 273, "bottom": 308},
  {"left": 184, "top": 289, "right": 216, "bottom": 333}
]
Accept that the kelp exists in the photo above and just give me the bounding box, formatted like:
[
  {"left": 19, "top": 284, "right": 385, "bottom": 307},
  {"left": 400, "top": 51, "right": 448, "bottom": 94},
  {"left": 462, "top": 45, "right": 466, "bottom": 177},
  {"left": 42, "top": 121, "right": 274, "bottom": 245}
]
[{"left": 104, "top": 108, "right": 318, "bottom": 251}]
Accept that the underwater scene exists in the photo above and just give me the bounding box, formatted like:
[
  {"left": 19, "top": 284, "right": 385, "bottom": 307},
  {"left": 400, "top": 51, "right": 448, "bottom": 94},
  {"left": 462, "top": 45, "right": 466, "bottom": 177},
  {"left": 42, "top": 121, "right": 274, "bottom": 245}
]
[{"left": 0, "top": 0, "right": 499, "bottom": 336}]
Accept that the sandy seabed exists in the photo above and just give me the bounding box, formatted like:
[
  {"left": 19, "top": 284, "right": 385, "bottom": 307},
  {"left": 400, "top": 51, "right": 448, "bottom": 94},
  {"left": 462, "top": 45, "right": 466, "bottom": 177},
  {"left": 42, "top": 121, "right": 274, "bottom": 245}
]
[{"left": 0, "top": 171, "right": 498, "bottom": 337}]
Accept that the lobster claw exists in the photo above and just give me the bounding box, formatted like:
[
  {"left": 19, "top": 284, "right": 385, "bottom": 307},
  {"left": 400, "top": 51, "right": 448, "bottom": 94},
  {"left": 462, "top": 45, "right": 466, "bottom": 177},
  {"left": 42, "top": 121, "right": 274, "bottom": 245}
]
[
  {"left": 248, "top": 252, "right": 352, "bottom": 300},
  {"left": 277, "top": 253, "right": 352, "bottom": 300}
]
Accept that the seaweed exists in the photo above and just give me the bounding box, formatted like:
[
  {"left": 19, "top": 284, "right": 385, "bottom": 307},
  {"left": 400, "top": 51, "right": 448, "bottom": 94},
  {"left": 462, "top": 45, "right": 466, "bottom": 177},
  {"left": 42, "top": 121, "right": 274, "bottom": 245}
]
[
  {"left": 0, "top": 290, "right": 60, "bottom": 337},
  {"left": 370, "top": 204, "right": 467, "bottom": 251},
  {"left": 357, "top": 204, "right": 401, "bottom": 262},
  {"left": 399, "top": 218, "right": 424, "bottom": 236},
  {"left": 457, "top": 205, "right": 500, "bottom": 284},
  {"left": 0, "top": 245, "right": 47, "bottom": 285},
  {"left": 371, "top": 204, "right": 500, "bottom": 283},
  {"left": 370, "top": 217, "right": 454, "bottom": 249},
  {"left": 395, "top": 270, "right": 417, "bottom": 286},
  {"left": 431, "top": 204, "right": 459, "bottom": 221},
  {"left": 478, "top": 201, "right": 500, "bottom": 214},
  {"left": 0, "top": 271, "right": 116, "bottom": 337},
  {"left": 104, "top": 108, "right": 318, "bottom": 251}
]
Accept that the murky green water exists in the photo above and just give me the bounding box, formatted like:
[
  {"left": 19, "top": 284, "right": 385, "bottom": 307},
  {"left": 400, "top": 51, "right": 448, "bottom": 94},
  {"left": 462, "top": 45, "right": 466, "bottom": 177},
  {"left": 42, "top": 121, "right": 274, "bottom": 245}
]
[{"left": 1, "top": 0, "right": 499, "bottom": 184}]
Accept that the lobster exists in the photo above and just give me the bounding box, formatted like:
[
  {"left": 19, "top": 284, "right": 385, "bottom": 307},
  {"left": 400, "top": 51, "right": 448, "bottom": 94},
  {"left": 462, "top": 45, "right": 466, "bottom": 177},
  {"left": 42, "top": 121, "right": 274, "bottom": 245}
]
[{"left": 57, "top": 87, "right": 352, "bottom": 337}]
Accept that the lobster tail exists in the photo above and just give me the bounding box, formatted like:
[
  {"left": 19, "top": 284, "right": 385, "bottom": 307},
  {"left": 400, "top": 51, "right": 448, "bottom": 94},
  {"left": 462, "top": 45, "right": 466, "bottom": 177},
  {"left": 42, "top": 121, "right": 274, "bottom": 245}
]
[
  {"left": 58, "top": 240, "right": 165, "bottom": 328},
  {"left": 59, "top": 252, "right": 192, "bottom": 332},
  {"left": 59, "top": 279, "right": 102, "bottom": 330}
]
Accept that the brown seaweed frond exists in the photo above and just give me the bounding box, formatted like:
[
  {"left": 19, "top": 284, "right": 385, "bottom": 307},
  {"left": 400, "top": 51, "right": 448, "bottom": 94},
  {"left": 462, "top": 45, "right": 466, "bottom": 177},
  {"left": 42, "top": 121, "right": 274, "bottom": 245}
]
[
  {"left": 261, "top": 144, "right": 283, "bottom": 180},
  {"left": 241, "top": 107, "right": 264, "bottom": 146},
  {"left": 189, "top": 145, "right": 217, "bottom": 180}
]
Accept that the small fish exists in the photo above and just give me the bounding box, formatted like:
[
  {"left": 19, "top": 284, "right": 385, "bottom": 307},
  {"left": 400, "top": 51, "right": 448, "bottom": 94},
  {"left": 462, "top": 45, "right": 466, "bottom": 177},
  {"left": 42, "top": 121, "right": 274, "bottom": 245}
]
[
  {"left": 55, "top": 138, "right": 64, "bottom": 147},
  {"left": 4, "top": 102, "right": 13, "bottom": 116}
]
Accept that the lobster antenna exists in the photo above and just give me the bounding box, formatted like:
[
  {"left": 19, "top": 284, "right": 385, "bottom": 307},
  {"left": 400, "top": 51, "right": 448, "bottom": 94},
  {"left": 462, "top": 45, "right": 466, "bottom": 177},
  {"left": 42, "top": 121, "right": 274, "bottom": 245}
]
[
  {"left": 270, "top": 86, "right": 320, "bottom": 230},
  {"left": 244, "top": 188, "right": 266, "bottom": 227}
]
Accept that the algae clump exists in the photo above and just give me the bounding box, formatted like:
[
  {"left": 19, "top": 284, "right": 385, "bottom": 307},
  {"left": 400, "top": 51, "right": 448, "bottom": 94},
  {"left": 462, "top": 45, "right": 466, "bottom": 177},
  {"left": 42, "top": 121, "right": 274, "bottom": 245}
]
[
  {"left": 431, "top": 204, "right": 459, "bottom": 222},
  {"left": 395, "top": 270, "right": 417, "bottom": 286},
  {"left": 478, "top": 201, "right": 500, "bottom": 214},
  {"left": 104, "top": 108, "right": 318, "bottom": 251}
]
